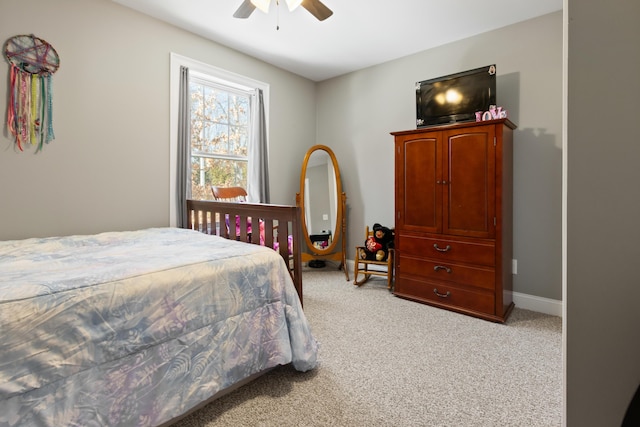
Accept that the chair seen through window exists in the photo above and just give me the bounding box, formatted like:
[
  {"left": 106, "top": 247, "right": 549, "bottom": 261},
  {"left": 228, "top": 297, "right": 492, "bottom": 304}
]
[{"left": 211, "top": 186, "right": 248, "bottom": 202}]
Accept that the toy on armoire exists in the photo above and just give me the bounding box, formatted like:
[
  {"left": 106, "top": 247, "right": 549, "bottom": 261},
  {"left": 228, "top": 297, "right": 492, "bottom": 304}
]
[{"left": 359, "top": 223, "right": 395, "bottom": 262}]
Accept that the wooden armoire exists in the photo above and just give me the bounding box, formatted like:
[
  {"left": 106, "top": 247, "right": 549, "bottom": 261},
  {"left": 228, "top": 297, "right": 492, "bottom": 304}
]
[{"left": 391, "top": 118, "right": 516, "bottom": 323}]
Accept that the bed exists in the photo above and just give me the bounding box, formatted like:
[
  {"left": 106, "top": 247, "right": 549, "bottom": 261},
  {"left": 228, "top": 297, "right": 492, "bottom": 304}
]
[
  {"left": 0, "top": 200, "right": 316, "bottom": 427},
  {"left": 186, "top": 199, "right": 303, "bottom": 305}
]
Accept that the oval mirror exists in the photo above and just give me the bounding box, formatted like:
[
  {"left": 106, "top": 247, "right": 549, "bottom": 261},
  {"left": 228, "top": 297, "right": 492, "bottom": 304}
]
[{"left": 297, "top": 145, "right": 349, "bottom": 280}]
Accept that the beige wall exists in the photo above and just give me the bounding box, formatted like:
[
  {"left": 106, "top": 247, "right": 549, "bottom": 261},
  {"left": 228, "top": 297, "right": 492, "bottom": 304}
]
[
  {"left": 0, "top": 0, "right": 316, "bottom": 240},
  {"left": 565, "top": 0, "right": 640, "bottom": 425},
  {"left": 316, "top": 12, "right": 563, "bottom": 301},
  {"left": 0, "top": 1, "right": 562, "bottom": 303}
]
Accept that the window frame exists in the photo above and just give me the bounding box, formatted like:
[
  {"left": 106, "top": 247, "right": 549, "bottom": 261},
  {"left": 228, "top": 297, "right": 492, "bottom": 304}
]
[{"left": 169, "top": 53, "right": 269, "bottom": 227}]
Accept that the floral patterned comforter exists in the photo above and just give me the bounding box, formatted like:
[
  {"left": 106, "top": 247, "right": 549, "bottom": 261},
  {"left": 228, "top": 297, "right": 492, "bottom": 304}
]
[{"left": 0, "top": 227, "right": 317, "bottom": 426}]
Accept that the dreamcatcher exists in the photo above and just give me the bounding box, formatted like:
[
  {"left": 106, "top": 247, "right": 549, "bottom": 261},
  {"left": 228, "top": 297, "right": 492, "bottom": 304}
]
[{"left": 4, "top": 34, "right": 60, "bottom": 152}]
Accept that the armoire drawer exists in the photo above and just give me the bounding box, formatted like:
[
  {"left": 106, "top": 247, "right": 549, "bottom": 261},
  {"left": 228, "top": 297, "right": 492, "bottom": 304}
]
[
  {"left": 399, "top": 235, "right": 495, "bottom": 266},
  {"left": 394, "top": 277, "right": 495, "bottom": 316},
  {"left": 398, "top": 255, "right": 495, "bottom": 291}
]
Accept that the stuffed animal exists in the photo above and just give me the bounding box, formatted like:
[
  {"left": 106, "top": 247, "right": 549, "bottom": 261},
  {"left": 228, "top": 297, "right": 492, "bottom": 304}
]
[{"left": 360, "top": 223, "right": 395, "bottom": 261}]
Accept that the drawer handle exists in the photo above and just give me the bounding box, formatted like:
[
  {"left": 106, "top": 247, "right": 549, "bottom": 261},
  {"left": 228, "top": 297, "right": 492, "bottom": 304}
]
[
  {"left": 434, "top": 265, "right": 452, "bottom": 273},
  {"left": 433, "top": 288, "right": 451, "bottom": 298},
  {"left": 433, "top": 244, "right": 451, "bottom": 252}
]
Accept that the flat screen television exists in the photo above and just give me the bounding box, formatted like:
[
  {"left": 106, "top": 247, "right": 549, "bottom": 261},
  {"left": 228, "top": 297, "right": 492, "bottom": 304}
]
[{"left": 416, "top": 64, "right": 496, "bottom": 128}]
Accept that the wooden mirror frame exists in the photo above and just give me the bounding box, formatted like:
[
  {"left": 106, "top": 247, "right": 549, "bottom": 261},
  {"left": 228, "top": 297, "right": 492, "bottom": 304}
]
[{"left": 296, "top": 145, "right": 349, "bottom": 281}]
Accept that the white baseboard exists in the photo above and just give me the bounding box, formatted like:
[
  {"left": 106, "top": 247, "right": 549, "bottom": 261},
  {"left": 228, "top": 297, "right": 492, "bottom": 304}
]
[
  {"left": 346, "top": 259, "right": 563, "bottom": 317},
  {"left": 511, "top": 291, "right": 563, "bottom": 317}
]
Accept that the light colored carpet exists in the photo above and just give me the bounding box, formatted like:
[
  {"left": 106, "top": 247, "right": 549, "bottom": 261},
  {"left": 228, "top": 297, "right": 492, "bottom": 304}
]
[{"left": 174, "top": 268, "right": 562, "bottom": 426}]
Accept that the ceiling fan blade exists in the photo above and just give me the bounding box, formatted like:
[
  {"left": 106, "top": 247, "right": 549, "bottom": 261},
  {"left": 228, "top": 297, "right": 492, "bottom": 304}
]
[
  {"left": 233, "top": 0, "right": 256, "bottom": 18},
  {"left": 301, "top": 0, "right": 333, "bottom": 21}
]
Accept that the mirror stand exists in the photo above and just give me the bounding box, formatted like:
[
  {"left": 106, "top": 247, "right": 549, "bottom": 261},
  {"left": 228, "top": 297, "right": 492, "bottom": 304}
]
[{"left": 296, "top": 145, "right": 349, "bottom": 281}]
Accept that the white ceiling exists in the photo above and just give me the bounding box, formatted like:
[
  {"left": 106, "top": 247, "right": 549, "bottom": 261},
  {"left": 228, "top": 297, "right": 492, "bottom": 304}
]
[{"left": 112, "top": 0, "right": 562, "bottom": 82}]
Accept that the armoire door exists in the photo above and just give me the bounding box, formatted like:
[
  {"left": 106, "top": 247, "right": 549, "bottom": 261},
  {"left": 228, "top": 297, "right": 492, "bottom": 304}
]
[
  {"left": 395, "top": 133, "right": 443, "bottom": 234},
  {"left": 442, "top": 126, "right": 496, "bottom": 239}
]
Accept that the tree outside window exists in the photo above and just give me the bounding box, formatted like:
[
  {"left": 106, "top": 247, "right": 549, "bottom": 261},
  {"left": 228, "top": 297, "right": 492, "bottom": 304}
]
[{"left": 189, "top": 79, "right": 250, "bottom": 200}]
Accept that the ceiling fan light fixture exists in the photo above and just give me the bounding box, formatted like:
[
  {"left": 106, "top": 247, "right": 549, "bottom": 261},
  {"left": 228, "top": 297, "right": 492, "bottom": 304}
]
[
  {"left": 285, "top": 0, "right": 303, "bottom": 11},
  {"left": 235, "top": 0, "right": 333, "bottom": 21},
  {"left": 250, "top": 0, "right": 271, "bottom": 13}
]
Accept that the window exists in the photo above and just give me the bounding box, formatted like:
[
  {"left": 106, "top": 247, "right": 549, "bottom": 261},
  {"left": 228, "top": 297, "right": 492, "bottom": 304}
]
[
  {"left": 169, "top": 53, "right": 269, "bottom": 227},
  {"left": 189, "top": 76, "right": 251, "bottom": 201}
]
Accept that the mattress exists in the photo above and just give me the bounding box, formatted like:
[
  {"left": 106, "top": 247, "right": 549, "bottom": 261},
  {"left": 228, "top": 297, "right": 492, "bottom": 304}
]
[{"left": 0, "top": 227, "right": 318, "bottom": 426}]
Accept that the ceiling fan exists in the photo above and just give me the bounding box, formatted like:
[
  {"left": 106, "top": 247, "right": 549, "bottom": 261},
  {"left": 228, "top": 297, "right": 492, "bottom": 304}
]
[{"left": 233, "top": 0, "right": 333, "bottom": 21}]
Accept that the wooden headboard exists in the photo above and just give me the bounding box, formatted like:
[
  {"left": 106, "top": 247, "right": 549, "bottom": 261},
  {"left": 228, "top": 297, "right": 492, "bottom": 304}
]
[{"left": 185, "top": 199, "right": 304, "bottom": 305}]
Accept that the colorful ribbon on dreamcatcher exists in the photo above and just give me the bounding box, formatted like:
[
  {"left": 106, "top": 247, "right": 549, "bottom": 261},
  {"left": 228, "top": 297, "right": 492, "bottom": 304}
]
[{"left": 4, "top": 34, "right": 60, "bottom": 152}]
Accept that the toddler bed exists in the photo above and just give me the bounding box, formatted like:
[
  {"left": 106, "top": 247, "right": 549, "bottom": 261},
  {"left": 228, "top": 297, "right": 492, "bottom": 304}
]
[{"left": 0, "top": 201, "right": 315, "bottom": 427}]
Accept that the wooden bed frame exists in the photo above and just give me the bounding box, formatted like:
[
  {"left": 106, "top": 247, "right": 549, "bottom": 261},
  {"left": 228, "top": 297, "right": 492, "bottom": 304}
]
[{"left": 185, "top": 199, "right": 304, "bottom": 305}]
